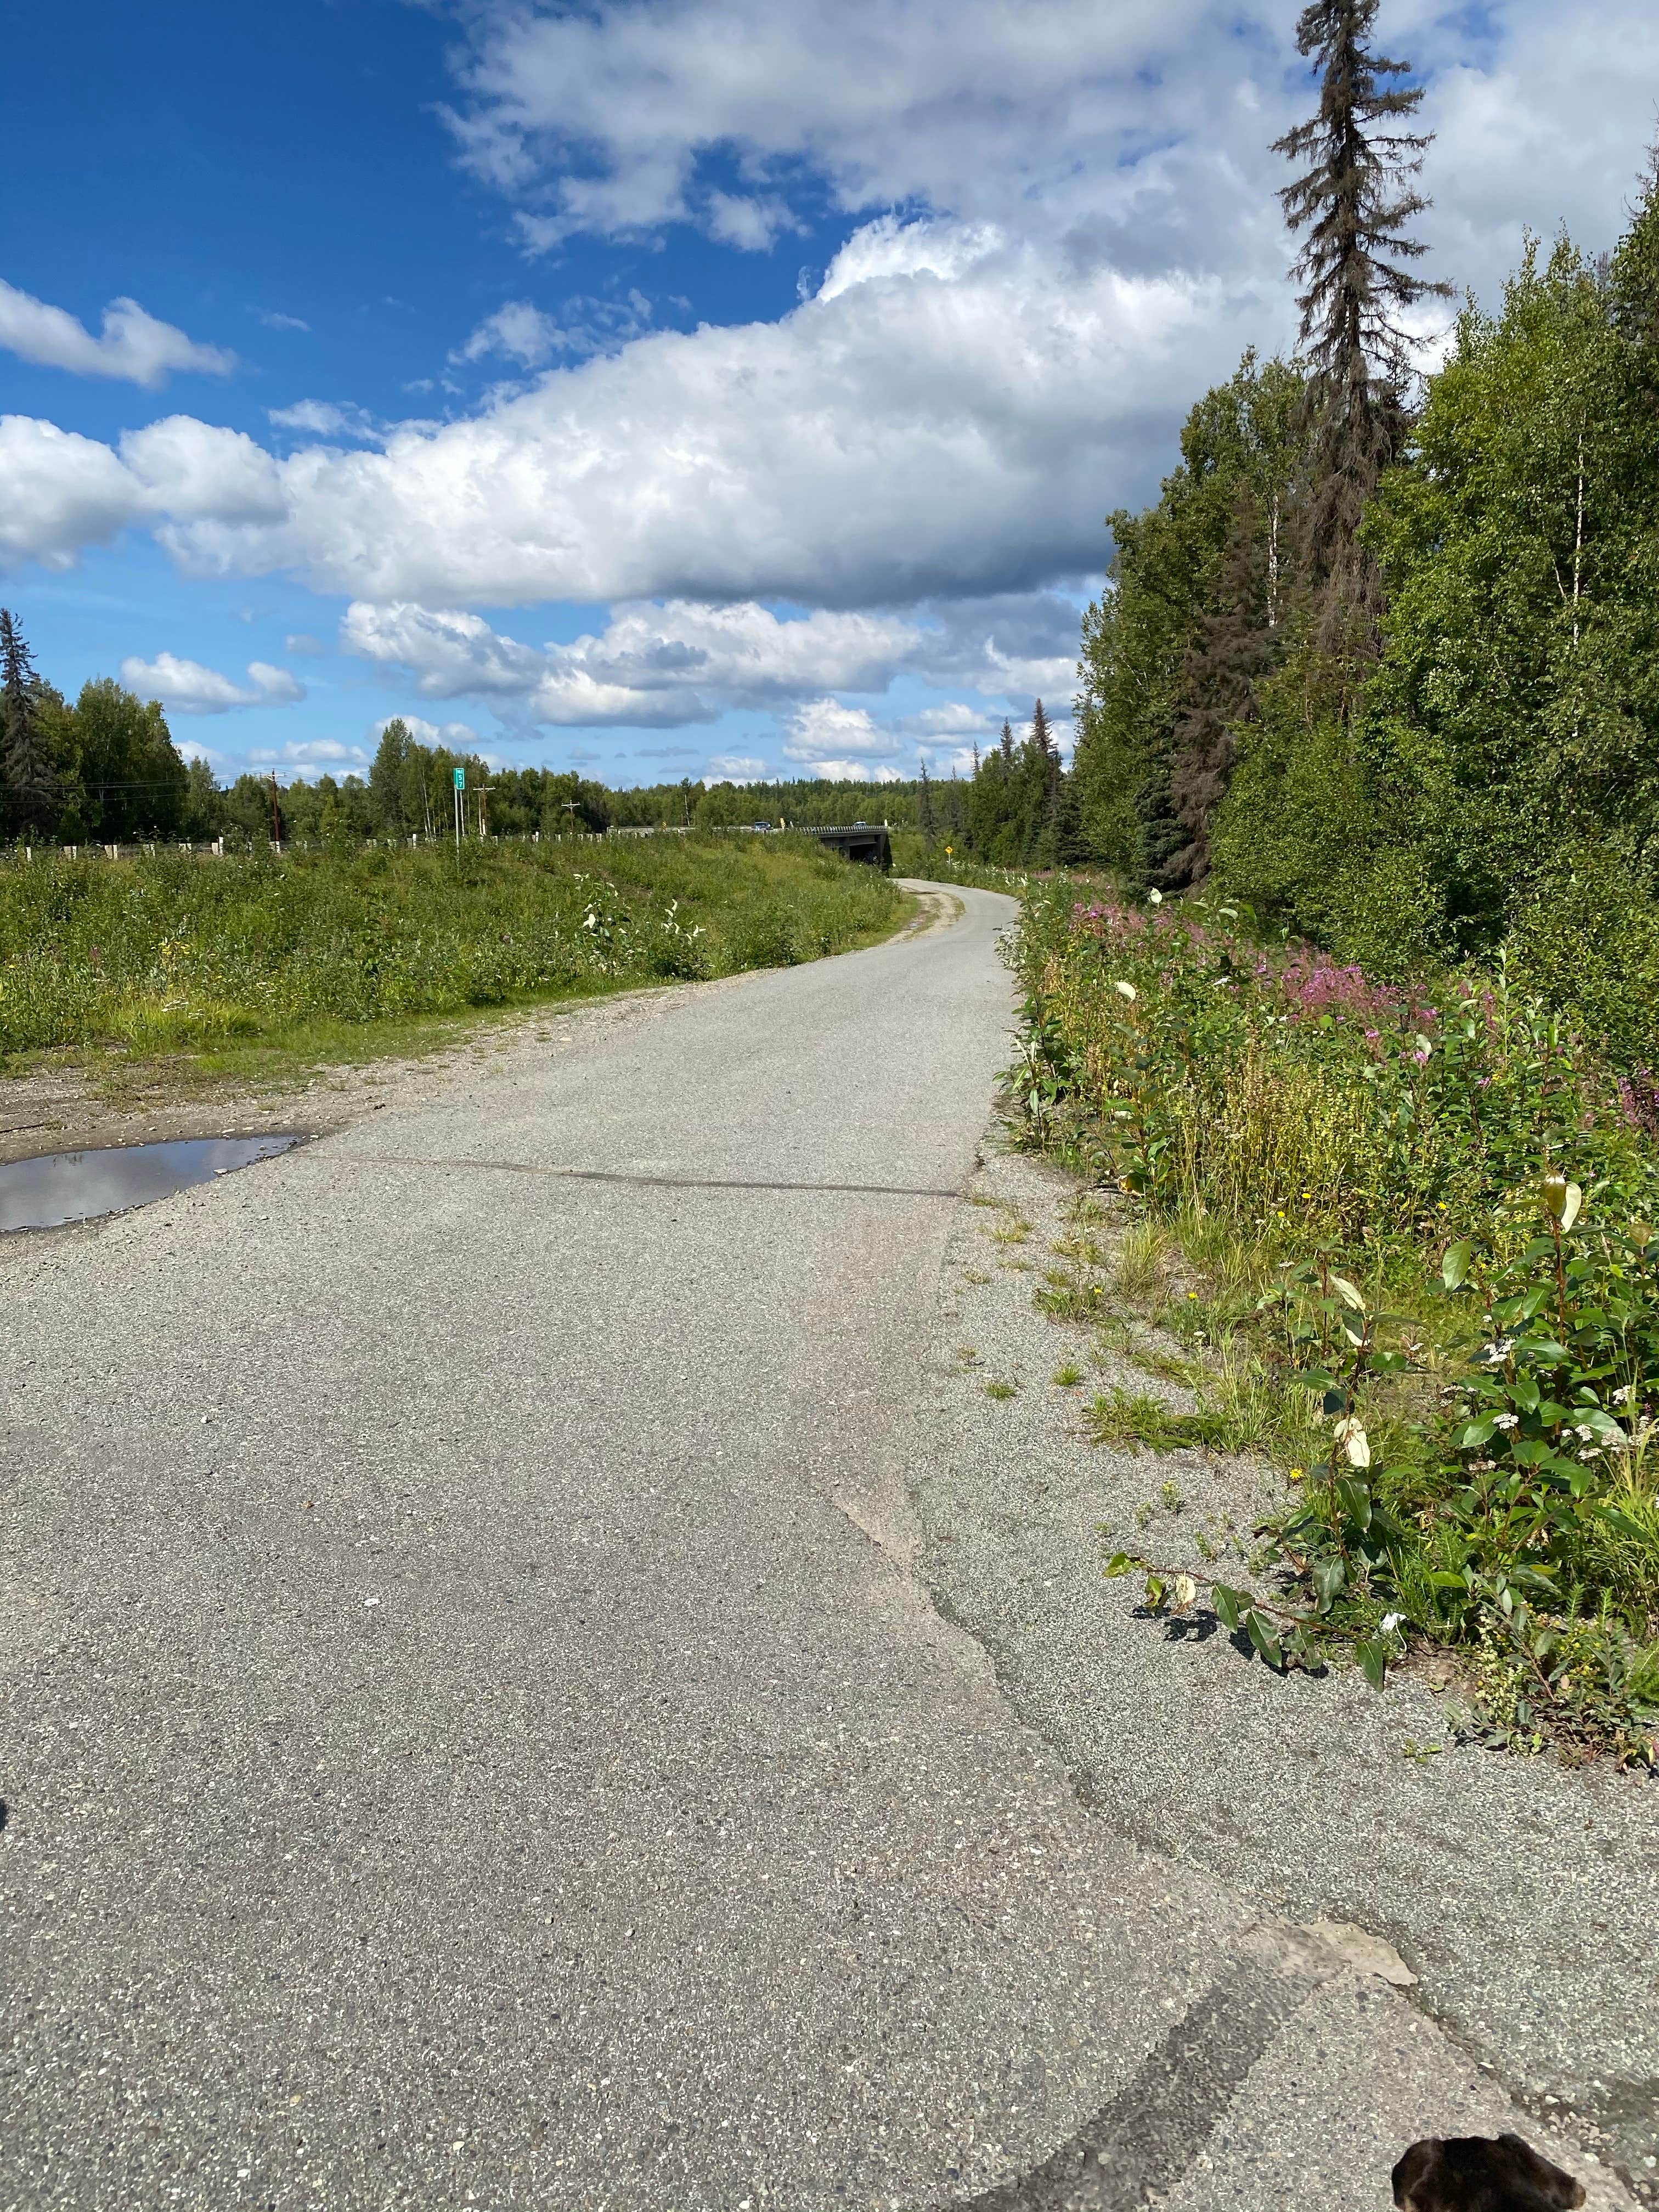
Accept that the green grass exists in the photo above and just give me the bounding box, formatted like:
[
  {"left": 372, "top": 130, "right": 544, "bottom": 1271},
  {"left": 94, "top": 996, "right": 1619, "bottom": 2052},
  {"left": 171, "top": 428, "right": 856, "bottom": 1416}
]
[{"left": 0, "top": 834, "right": 906, "bottom": 1066}]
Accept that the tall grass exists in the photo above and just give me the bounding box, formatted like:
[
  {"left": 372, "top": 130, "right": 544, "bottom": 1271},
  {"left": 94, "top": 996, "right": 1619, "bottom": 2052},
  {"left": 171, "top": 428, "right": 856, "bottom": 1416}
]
[{"left": 0, "top": 834, "right": 901, "bottom": 1060}]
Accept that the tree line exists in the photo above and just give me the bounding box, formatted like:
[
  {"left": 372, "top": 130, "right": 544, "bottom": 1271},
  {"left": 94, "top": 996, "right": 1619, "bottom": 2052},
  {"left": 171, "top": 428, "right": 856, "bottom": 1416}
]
[
  {"left": 0, "top": 663, "right": 941, "bottom": 848},
  {"left": 1059, "top": 0, "right": 1659, "bottom": 1059}
]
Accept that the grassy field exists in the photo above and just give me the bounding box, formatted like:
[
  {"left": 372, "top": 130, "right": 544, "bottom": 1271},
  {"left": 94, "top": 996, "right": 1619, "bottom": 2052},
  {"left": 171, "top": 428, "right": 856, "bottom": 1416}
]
[{"left": 0, "top": 834, "right": 904, "bottom": 1064}]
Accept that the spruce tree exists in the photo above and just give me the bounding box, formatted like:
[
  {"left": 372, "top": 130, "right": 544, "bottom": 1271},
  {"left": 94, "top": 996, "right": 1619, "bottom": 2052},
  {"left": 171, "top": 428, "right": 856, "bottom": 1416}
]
[
  {"left": 1273, "top": 0, "right": 1449, "bottom": 639},
  {"left": 1167, "top": 496, "right": 1273, "bottom": 884},
  {"left": 918, "top": 756, "right": 938, "bottom": 840},
  {"left": 0, "top": 610, "right": 58, "bottom": 838}
]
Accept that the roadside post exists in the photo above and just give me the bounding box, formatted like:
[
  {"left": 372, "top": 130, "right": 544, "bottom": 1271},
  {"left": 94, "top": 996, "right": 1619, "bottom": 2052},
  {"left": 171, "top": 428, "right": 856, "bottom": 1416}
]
[{"left": 453, "top": 765, "right": 465, "bottom": 850}]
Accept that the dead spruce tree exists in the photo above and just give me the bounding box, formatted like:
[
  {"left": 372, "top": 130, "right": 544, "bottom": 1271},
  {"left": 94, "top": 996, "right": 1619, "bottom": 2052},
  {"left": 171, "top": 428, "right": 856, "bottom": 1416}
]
[{"left": 1273, "top": 0, "right": 1451, "bottom": 648}]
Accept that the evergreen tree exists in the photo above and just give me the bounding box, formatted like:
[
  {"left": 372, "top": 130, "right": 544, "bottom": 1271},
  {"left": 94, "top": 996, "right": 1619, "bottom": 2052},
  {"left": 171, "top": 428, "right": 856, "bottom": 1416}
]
[
  {"left": 1273, "top": 0, "right": 1450, "bottom": 640},
  {"left": 1166, "top": 496, "right": 1274, "bottom": 885},
  {"left": 0, "top": 610, "right": 58, "bottom": 837},
  {"left": 1073, "top": 352, "right": 1306, "bottom": 876},
  {"left": 917, "top": 757, "right": 938, "bottom": 840}
]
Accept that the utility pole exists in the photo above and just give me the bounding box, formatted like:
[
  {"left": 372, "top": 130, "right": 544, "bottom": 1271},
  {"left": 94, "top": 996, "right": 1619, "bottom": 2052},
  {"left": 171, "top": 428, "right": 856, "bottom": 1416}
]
[
  {"left": 268, "top": 773, "right": 283, "bottom": 849},
  {"left": 476, "top": 785, "right": 496, "bottom": 837}
]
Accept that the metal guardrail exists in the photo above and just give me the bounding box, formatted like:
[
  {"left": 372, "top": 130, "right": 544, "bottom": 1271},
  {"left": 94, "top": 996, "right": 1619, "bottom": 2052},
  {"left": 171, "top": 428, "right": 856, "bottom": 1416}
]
[{"left": 1, "top": 820, "right": 900, "bottom": 867}]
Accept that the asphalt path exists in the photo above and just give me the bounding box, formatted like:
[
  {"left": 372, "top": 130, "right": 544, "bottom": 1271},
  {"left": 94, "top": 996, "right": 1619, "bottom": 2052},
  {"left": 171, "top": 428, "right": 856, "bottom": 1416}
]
[{"left": 1, "top": 885, "right": 1633, "bottom": 2211}]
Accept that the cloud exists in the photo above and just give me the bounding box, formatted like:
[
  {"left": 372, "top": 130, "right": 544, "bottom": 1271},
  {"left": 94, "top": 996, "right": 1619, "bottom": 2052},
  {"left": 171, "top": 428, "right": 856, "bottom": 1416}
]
[
  {"left": 267, "top": 399, "right": 382, "bottom": 442},
  {"left": 438, "top": 0, "right": 1254, "bottom": 250},
  {"left": 780, "top": 697, "right": 896, "bottom": 763},
  {"left": 377, "top": 714, "right": 482, "bottom": 751},
  {"left": 10, "top": 3, "right": 1659, "bottom": 630},
  {"left": 0, "top": 416, "right": 152, "bottom": 569},
  {"left": 704, "top": 753, "right": 770, "bottom": 781},
  {"left": 284, "top": 632, "right": 326, "bottom": 656},
  {"left": 452, "top": 291, "right": 655, "bottom": 365},
  {"left": 706, "top": 193, "right": 802, "bottom": 252},
  {"left": 340, "top": 596, "right": 932, "bottom": 726},
  {"left": 452, "top": 301, "right": 563, "bottom": 368},
  {"left": 119, "top": 652, "right": 307, "bottom": 714},
  {"left": 12, "top": 217, "right": 1252, "bottom": 603},
  {"left": 799, "top": 760, "right": 906, "bottom": 783},
  {"left": 0, "top": 280, "right": 234, "bottom": 387},
  {"left": 439, "top": 0, "right": 1659, "bottom": 323},
  {"left": 257, "top": 310, "right": 311, "bottom": 333},
  {"left": 251, "top": 740, "right": 372, "bottom": 775}
]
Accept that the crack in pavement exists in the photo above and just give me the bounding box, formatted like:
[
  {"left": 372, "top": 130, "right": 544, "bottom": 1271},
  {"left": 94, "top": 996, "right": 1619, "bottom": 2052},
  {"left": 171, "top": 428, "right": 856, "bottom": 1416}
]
[{"left": 338, "top": 1156, "right": 966, "bottom": 1199}]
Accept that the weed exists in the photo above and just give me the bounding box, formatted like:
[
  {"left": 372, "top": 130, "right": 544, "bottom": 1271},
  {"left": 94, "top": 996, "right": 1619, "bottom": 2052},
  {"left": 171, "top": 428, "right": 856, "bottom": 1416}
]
[
  {"left": 984, "top": 1379, "right": 1018, "bottom": 1401},
  {"left": 1052, "top": 1362, "right": 1085, "bottom": 1387},
  {"left": 1009, "top": 878, "right": 1659, "bottom": 1760},
  {"left": 1116, "top": 1221, "right": 1173, "bottom": 1305}
]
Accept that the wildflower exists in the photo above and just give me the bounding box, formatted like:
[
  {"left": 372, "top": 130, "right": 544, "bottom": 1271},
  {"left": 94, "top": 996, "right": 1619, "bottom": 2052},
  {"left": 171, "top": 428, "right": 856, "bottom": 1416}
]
[
  {"left": 1493, "top": 1413, "right": 1519, "bottom": 1431},
  {"left": 1379, "top": 1612, "right": 1402, "bottom": 1635},
  {"left": 1288, "top": 1467, "right": 1305, "bottom": 1482},
  {"left": 1332, "top": 1416, "right": 1370, "bottom": 1467}
]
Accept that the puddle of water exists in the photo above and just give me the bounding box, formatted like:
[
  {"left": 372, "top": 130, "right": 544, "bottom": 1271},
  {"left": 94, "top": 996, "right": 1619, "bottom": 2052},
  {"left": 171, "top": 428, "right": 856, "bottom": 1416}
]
[{"left": 0, "top": 1135, "right": 302, "bottom": 1233}]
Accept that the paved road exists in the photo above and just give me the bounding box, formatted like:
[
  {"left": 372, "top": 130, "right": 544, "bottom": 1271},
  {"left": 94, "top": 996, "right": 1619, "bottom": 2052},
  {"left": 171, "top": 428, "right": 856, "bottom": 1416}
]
[{"left": 1, "top": 887, "right": 1633, "bottom": 2211}]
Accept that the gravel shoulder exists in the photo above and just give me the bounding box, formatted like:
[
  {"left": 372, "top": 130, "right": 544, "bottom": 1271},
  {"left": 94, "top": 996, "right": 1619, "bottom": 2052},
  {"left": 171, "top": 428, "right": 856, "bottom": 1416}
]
[{"left": 906, "top": 1130, "right": 1659, "bottom": 2196}]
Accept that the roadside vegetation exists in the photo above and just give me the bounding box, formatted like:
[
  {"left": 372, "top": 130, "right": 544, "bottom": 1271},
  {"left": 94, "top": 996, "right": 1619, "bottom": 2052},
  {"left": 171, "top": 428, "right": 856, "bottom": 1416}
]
[
  {"left": 1012, "top": 877, "right": 1659, "bottom": 1765},
  {"left": 0, "top": 834, "right": 902, "bottom": 1063}
]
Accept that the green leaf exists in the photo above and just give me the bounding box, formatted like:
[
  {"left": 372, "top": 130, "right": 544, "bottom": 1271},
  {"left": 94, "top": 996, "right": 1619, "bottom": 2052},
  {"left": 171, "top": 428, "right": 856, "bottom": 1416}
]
[
  {"left": 1600, "top": 1506, "right": 1651, "bottom": 1543},
  {"left": 1334, "top": 1476, "right": 1373, "bottom": 1531},
  {"left": 1456, "top": 1415, "right": 1499, "bottom": 1449},
  {"left": 1442, "top": 1239, "right": 1474, "bottom": 1291},
  {"left": 1312, "top": 1555, "right": 1347, "bottom": 1611},
  {"left": 1211, "top": 1584, "right": 1243, "bottom": 1631},
  {"left": 1244, "top": 1610, "right": 1284, "bottom": 1669},
  {"left": 1102, "top": 1551, "right": 1141, "bottom": 1578},
  {"left": 1144, "top": 1575, "right": 1167, "bottom": 1612},
  {"left": 1356, "top": 1638, "right": 1389, "bottom": 1690}
]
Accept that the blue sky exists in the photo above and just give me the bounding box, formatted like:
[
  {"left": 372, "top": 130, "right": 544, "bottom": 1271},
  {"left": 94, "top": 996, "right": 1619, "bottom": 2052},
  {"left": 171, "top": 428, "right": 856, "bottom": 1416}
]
[{"left": 3, "top": 0, "right": 1655, "bottom": 789}]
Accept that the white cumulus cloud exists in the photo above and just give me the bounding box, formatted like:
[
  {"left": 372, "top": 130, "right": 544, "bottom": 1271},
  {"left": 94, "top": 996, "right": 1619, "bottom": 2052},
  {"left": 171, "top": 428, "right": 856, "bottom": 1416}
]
[
  {"left": 704, "top": 753, "right": 771, "bottom": 781},
  {"left": 453, "top": 301, "right": 564, "bottom": 367},
  {"left": 780, "top": 697, "right": 896, "bottom": 763},
  {"left": 120, "top": 653, "right": 307, "bottom": 714},
  {"left": 9, "top": 219, "right": 1246, "bottom": 603},
  {"left": 341, "top": 596, "right": 936, "bottom": 727},
  {"left": 0, "top": 280, "right": 234, "bottom": 387}
]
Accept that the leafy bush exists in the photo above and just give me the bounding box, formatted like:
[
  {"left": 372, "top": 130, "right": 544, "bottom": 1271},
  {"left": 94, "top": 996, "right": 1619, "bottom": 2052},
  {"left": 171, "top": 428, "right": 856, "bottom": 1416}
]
[{"left": 1015, "top": 881, "right": 1659, "bottom": 1762}]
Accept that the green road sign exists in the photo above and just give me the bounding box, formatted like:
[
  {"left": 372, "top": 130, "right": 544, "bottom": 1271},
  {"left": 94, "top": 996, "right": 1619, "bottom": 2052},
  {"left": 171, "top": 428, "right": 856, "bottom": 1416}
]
[{"left": 453, "top": 767, "right": 465, "bottom": 789}]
